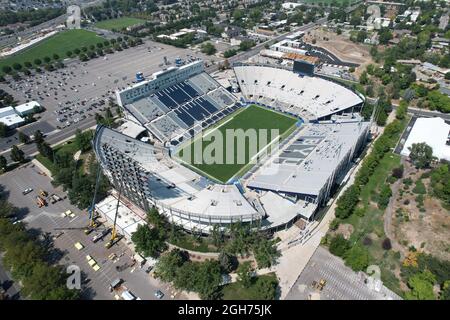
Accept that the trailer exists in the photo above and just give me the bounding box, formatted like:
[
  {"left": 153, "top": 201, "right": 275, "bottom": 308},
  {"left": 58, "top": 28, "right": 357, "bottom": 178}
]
[{"left": 36, "top": 196, "right": 47, "bottom": 207}]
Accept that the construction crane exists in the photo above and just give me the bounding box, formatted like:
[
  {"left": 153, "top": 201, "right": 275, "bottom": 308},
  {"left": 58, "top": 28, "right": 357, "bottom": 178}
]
[
  {"left": 87, "top": 165, "right": 103, "bottom": 228},
  {"left": 107, "top": 182, "right": 123, "bottom": 248}
]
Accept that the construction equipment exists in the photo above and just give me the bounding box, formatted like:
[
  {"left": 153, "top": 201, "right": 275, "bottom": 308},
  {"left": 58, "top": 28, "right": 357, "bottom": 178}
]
[
  {"left": 84, "top": 220, "right": 101, "bottom": 235},
  {"left": 105, "top": 233, "right": 123, "bottom": 249},
  {"left": 36, "top": 196, "right": 47, "bottom": 207},
  {"left": 87, "top": 166, "right": 102, "bottom": 228},
  {"left": 317, "top": 279, "right": 327, "bottom": 291},
  {"left": 49, "top": 194, "right": 62, "bottom": 204},
  {"left": 91, "top": 228, "right": 111, "bottom": 243},
  {"left": 39, "top": 190, "right": 48, "bottom": 197}
]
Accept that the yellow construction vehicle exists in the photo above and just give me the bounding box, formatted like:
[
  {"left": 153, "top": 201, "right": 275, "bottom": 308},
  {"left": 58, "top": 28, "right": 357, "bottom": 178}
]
[
  {"left": 317, "top": 279, "right": 326, "bottom": 291},
  {"left": 39, "top": 190, "right": 48, "bottom": 197}
]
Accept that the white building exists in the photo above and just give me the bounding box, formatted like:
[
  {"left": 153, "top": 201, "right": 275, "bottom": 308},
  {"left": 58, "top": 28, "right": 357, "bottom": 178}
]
[
  {"left": 401, "top": 117, "right": 450, "bottom": 161},
  {"left": 270, "top": 39, "right": 307, "bottom": 55},
  {"left": 281, "top": 2, "right": 302, "bottom": 10},
  {"left": 0, "top": 106, "right": 24, "bottom": 128},
  {"left": 14, "top": 101, "right": 40, "bottom": 116}
]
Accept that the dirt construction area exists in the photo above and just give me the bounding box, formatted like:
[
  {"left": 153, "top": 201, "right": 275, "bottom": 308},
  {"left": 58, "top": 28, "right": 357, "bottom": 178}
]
[
  {"left": 391, "top": 161, "right": 450, "bottom": 262},
  {"left": 304, "top": 27, "right": 373, "bottom": 74}
]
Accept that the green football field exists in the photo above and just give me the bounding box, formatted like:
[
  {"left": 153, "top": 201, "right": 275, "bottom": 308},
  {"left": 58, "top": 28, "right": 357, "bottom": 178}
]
[
  {"left": 94, "top": 17, "right": 147, "bottom": 31},
  {"left": 0, "top": 29, "right": 105, "bottom": 72},
  {"left": 177, "top": 105, "right": 298, "bottom": 183}
]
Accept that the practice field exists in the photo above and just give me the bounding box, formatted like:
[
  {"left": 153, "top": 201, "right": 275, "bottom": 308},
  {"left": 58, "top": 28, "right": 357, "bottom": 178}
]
[
  {"left": 94, "top": 17, "right": 147, "bottom": 31},
  {"left": 177, "top": 105, "right": 298, "bottom": 183},
  {"left": 0, "top": 29, "right": 105, "bottom": 71}
]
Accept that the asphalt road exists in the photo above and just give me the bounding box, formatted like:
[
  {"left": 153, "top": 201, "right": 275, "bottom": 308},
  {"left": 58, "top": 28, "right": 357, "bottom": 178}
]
[{"left": 0, "top": 164, "right": 182, "bottom": 300}]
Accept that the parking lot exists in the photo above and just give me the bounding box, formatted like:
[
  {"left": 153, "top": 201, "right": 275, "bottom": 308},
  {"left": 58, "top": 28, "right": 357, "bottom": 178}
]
[
  {"left": 286, "top": 247, "right": 401, "bottom": 300},
  {"left": 0, "top": 163, "right": 186, "bottom": 300},
  {"left": 0, "top": 39, "right": 220, "bottom": 153}
]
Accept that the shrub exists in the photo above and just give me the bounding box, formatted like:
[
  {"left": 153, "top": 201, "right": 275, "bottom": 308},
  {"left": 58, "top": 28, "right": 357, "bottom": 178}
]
[
  {"left": 382, "top": 238, "right": 392, "bottom": 250},
  {"left": 344, "top": 245, "right": 369, "bottom": 271},
  {"left": 363, "top": 236, "right": 373, "bottom": 246},
  {"left": 329, "top": 235, "right": 350, "bottom": 257},
  {"left": 413, "top": 180, "right": 426, "bottom": 195},
  {"left": 392, "top": 165, "right": 404, "bottom": 179},
  {"left": 329, "top": 218, "right": 340, "bottom": 231}
]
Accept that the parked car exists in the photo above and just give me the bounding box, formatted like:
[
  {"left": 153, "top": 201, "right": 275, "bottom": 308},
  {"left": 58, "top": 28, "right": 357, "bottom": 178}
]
[
  {"left": 154, "top": 290, "right": 164, "bottom": 299},
  {"left": 22, "top": 188, "right": 33, "bottom": 195}
]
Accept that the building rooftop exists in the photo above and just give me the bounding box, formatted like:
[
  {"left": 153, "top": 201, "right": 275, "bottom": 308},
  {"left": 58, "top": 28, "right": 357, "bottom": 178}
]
[
  {"left": 401, "top": 117, "right": 450, "bottom": 161},
  {"left": 248, "top": 121, "right": 370, "bottom": 196},
  {"left": 0, "top": 106, "right": 24, "bottom": 127}
]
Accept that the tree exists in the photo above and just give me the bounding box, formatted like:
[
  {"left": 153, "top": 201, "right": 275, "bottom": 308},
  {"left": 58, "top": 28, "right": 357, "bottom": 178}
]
[
  {"left": 237, "top": 261, "right": 253, "bottom": 288},
  {"left": 12, "top": 63, "right": 22, "bottom": 71},
  {"left": 18, "top": 132, "right": 30, "bottom": 144},
  {"left": 335, "top": 185, "right": 360, "bottom": 219},
  {"left": 378, "top": 184, "right": 392, "bottom": 209},
  {"left": 409, "top": 143, "right": 434, "bottom": 169},
  {"left": 218, "top": 251, "right": 238, "bottom": 273},
  {"left": 356, "top": 30, "right": 367, "bottom": 43},
  {"left": 359, "top": 71, "right": 368, "bottom": 85},
  {"left": 378, "top": 28, "right": 393, "bottom": 45},
  {"left": 2, "top": 65, "right": 12, "bottom": 74},
  {"left": 34, "top": 58, "right": 42, "bottom": 66},
  {"left": 201, "top": 42, "right": 217, "bottom": 55},
  {"left": 252, "top": 238, "right": 280, "bottom": 269},
  {"left": 75, "top": 129, "right": 92, "bottom": 152},
  {"left": 43, "top": 56, "right": 51, "bottom": 63},
  {"left": 0, "top": 123, "right": 7, "bottom": 137},
  {"left": 10, "top": 145, "right": 25, "bottom": 163},
  {"left": 253, "top": 276, "right": 278, "bottom": 300},
  {"left": 192, "top": 260, "right": 222, "bottom": 300},
  {"left": 382, "top": 238, "right": 392, "bottom": 250},
  {"left": 445, "top": 72, "right": 450, "bottom": 80},
  {"left": 33, "top": 130, "right": 44, "bottom": 144},
  {"left": 154, "top": 249, "right": 187, "bottom": 282},
  {"left": 344, "top": 245, "right": 369, "bottom": 271},
  {"left": 37, "top": 142, "right": 53, "bottom": 161},
  {"left": 131, "top": 224, "right": 167, "bottom": 258},
  {"left": 405, "top": 271, "right": 436, "bottom": 300},
  {"left": 329, "top": 235, "right": 349, "bottom": 257},
  {"left": 223, "top": 49, "right": 237, "bottom": 58},
  {"left": 52, "top": 54, "right": 60, "bottom": 60},
  {"left": 396, "top": 101, "right": 407, "bottom": 120},
  {"left": 239, "top": 40, "right": 255, "bottom": 51},
  {"left": 0, "top": 155, "right": 7, "bottom": 172}
]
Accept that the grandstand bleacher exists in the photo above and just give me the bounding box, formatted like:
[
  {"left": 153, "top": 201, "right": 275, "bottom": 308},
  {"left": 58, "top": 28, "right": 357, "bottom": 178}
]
[
  {"left": 117, "top": 61, "right": 238, "bottom": 143},
  {"left": 234, "top": 65, "right": 364, "bottom": 121}
]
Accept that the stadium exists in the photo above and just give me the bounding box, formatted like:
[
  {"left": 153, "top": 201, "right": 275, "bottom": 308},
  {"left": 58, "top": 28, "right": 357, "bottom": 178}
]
[{"left": 93, "top": 60, "right": 370, "bottom": 234}]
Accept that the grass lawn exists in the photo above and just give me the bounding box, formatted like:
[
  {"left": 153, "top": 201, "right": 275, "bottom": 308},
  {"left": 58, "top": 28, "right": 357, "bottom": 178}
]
[
  {"left": 35, "top": 140, "right": 81, "bottom": 175},
  {"left": 169, "top": 234, "right": 218, "bottom": 253},
  {"left": 94, "top": 17, "right": 147, "bottom": 31},
  {"left": 342, "top": 152, "right": 404, "bottom": 296},
  {"left": 0, "top": 29, "right": 105, "bottom": 72},
  {"left": 177, "top": 105, "right": 298, "bottom": 183},
  {"left": 221, "top": 273, "right": 278, "bottom": 300}
]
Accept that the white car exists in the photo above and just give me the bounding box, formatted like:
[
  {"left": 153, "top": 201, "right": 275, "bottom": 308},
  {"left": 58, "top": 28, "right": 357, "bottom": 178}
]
[{"left": 22, "top": 188, "right": 33, "bottom": 195}]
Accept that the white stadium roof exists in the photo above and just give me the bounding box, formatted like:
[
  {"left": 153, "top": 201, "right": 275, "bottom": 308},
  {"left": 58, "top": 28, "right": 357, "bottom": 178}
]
[
  {"left": 248, "top": 121, "right": 370, "bottom": 196},
  {"left": 234, "top": 65, "right": 364, "bottom": 120}
]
